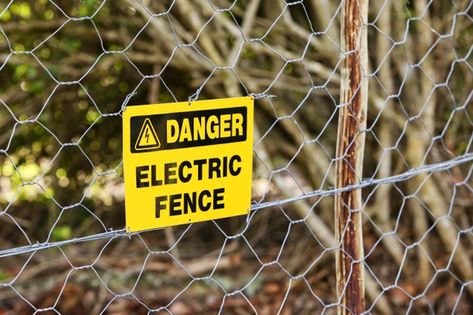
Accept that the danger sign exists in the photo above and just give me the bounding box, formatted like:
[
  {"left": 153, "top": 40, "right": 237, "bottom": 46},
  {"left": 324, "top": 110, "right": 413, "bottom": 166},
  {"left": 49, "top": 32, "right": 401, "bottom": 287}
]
[{"left": 123, "top": 97, "right": 254, "bottom": 232}]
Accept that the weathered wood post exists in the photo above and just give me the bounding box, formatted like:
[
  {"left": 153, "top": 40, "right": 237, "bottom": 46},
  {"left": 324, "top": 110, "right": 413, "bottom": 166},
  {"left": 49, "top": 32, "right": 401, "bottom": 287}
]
[{"left": 335, "top": 0, "right": 369, "bottom": 314}]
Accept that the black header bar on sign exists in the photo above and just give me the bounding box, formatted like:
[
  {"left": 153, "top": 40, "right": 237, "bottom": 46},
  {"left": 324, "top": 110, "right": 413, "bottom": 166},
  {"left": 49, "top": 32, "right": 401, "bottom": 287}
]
[{"left": 130, "top": 106, "right": 247, "bottom": 153}]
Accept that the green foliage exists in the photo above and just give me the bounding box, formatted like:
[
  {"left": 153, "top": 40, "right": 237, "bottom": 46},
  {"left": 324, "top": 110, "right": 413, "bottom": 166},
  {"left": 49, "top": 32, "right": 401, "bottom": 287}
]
[
  {"left": 0, "top": 271, "right": 8, "bottom": 282},
  {"left": 51, "top": 225, "right": 72, "bottom": 241}
]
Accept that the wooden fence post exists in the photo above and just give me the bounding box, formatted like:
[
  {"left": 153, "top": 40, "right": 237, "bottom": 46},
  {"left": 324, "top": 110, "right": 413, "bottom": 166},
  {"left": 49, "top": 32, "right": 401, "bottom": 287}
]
[{"left": 335, "top": 0, "right": 369, "bottom": 314}]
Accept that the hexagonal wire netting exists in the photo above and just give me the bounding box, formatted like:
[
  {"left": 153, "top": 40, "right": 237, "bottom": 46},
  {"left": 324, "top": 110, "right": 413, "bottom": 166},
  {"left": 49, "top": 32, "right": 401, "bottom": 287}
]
[{"left": 0, "top": 0, "right": 472, "bottom": 314}]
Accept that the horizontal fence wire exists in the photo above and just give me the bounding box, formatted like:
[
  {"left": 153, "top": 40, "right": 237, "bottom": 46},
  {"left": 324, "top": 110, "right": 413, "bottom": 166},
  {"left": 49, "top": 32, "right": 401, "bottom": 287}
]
[{"left": 1, "top": 152, "right": 472, "bottom": 259}]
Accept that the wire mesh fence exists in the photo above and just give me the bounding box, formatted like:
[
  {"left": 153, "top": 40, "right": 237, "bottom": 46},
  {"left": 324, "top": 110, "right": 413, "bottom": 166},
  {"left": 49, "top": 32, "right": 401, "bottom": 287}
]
[{"left": 0, "top": 0, "right": 472, "bottom": 314}]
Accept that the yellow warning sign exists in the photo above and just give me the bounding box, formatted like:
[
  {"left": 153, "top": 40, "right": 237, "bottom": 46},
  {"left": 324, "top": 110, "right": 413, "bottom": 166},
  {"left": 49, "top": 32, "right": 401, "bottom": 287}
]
[
  {"left": 135, "top": 118, "right": 160, "bottom": 151},
  {"left": 123, "top": 97, "right": 254, "bottom": 232}
]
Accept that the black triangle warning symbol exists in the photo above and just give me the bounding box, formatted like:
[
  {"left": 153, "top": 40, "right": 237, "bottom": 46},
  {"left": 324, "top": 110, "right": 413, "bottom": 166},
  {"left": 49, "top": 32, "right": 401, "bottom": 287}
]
[{"left": 135, "top": 118, "right": 161, "bottom": 151}]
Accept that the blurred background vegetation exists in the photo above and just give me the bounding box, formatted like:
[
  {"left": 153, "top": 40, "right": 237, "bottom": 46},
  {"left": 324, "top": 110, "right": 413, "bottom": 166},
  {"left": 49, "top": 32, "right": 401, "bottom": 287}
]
[{"left": 0, "top": 0, "right": 472, "bottom": 314}]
